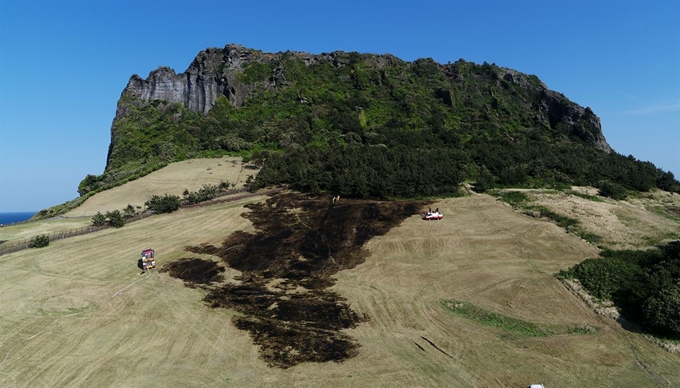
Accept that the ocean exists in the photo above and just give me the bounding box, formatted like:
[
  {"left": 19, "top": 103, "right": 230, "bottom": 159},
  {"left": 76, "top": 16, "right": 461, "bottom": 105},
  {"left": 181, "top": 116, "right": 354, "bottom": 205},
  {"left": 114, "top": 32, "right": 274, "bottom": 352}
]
[{"left": 0, "top": 212, "right": 37, "bottom": 225}]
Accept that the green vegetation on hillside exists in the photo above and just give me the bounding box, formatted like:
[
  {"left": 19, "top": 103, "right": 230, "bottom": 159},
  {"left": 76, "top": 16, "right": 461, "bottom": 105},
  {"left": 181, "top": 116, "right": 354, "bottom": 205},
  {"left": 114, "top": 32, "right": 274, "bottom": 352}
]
[
  {"left": 557, "top": 241, "right": 680, "bottom": 339},
  {"left": 29, "top": 234, "right": 50, "bottom": 248},
  {"left": 440, "top": 300, "right": 595, "bottom": 337},
  {"left": 497, "top": 190, "right": 602, "bottom": 244},
  {"left": 77, "top": 50, "right": 678, "bottom": 204}
]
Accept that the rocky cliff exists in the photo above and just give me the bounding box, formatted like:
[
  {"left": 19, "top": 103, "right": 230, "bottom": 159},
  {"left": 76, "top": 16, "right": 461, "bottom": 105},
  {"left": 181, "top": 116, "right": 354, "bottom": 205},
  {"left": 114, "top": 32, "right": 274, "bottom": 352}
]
[
  {"left": 118, "top": 44, "right": 612, "bottom": 153},
  {"left": 121, "top": 45, "right": 373, "bottom": 113},
  {"left": 79, "top": 42, "right": 670, "bottom": 201},
  {"left": 123, "top": 45, "right": 259, "bottom": 113}
]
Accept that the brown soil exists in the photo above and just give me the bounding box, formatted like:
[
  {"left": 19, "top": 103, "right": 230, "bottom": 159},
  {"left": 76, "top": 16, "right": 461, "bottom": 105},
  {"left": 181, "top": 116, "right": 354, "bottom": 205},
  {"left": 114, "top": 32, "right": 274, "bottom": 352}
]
[{"left": 163, "top": 192, "right": 425, "bottom": 368}]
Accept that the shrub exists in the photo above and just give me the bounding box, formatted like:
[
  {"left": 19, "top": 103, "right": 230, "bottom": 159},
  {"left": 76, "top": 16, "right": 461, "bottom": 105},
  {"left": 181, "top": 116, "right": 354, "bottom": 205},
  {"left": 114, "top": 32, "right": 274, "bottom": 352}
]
[
  {"left": 145, "top": 194, "right": 181, "bottom": 213},
  {"left": 558, "top": 256, "right": 641, "bottom": 300},
  {"left": 91, "top": 212, "right": 107, "bottom": 226},
  {"left": 473, "top": 167, "right": 495, "bottom": 193},
  {"left": 29, "top": 234, "right": 50, "bottom": 248},
  {"left": 558, "top": 242, "right": 680, "bottom": 339},
  {"left": 182, "top": 183, "right": 222, "bottom": 205},
  {"left": 105, "top": 210, "right": 126, "bottom": 228},
  {"left": 643, "top": 283, "right": 680, "bottom": 338},
  {"left": 123, "top": 204, "right": 136, "bottom": 218},
  {"left": 535, "top": 206, "right": 579, "bottom": 229},
  {"left": 597, "top": 181, "right": 628, "bottom": 200}
]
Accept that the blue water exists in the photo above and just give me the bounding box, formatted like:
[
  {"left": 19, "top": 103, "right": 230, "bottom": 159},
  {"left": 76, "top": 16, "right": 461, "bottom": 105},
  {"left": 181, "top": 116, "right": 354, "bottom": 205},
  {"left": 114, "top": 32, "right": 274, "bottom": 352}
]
[{"left": 0, "top": 212, "right": 36, "bottom": 225}]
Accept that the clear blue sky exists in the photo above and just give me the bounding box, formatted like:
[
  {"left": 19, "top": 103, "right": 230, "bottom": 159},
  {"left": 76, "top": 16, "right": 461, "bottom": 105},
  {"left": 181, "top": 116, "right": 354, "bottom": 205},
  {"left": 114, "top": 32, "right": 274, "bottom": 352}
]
[{"left": 1, "top": 0, "right": 678, "bottom": 212}]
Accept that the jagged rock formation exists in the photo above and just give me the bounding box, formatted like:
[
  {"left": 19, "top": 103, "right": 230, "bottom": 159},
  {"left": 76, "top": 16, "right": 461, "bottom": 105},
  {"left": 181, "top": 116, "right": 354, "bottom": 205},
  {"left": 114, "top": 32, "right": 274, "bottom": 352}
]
[
  {"left": 123, "top": 46, "right": 259, "bottom": 113},
  {"left": 122, "top": 45, "right": 386, "bottom": 114}
]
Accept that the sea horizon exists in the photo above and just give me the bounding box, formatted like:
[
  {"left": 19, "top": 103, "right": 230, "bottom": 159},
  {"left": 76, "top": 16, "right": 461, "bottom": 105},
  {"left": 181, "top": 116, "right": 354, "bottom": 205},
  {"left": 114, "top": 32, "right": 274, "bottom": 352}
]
[{"left": 0, "top": 211, "right": 37, "bottom": 225}]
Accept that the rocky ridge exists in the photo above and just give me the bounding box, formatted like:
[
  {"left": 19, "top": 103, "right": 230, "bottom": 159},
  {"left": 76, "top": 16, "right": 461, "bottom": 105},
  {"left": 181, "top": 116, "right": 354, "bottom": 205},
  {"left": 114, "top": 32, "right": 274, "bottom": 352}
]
[{"left": 120, "top": 44, "right": 611, "bottom": 153}]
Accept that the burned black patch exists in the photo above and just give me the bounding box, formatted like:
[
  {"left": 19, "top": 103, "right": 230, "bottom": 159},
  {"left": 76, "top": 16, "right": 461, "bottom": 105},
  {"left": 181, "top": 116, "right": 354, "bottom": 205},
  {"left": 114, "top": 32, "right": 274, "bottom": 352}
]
[
  {"left": 166, "top": 192, "right": 425, "bottom": 368},
  {"left": 160, "top": 258, "right": 225, "bottom": 287}
]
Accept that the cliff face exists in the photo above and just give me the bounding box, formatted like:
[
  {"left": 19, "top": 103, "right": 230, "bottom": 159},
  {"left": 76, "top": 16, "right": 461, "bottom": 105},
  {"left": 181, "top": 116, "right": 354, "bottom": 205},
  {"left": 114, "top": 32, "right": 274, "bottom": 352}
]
[
  {"left": 87, "top": 43, "right": 628, "bottom": 198},
  {"left": 120, "top": 45, "right": 371, "bottom": 114},
  {"left": 123, "top": 46, "right": 252, "bottom": 114},
  {"left": 541, "top": 89, "right": 612, "bottom": 153},
  {"left": 119, "top": 45, "right": 612, "bottom": 153}
]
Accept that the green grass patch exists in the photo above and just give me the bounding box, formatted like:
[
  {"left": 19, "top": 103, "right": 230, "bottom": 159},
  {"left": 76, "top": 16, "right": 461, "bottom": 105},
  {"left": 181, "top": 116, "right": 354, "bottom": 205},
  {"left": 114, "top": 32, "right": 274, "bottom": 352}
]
[
  {"left": 498, "top": 191, "right": 529, "bottom": 207},
  {"left": 576, "top": 230, "right": 603, "bottom": 244},
  {"left": 496, "top": 191, "right": 601, "bottom": 244},
  {"left": 645, "top": 205, "right": 680, "bottom": 221},
  {"left": 532, "top": 206, "right": 579, "bottom": 229},
  {"left": 440, "top": 300, "right": 595, "bottom": 337},
  {"left": 567, "top": 190, "right": 604, "bottom": 202}
]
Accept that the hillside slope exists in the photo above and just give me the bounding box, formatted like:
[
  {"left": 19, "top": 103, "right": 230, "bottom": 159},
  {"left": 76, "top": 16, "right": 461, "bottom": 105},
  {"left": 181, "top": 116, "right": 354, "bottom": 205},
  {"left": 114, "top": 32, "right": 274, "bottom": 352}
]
[
  {"left": 79, "top": 44, "right": 678, "bottom": 202},
  {"left": 2, "top": 193, "right": 679, "bottom": 387},
  {"left": 64, "top": 156, "right": 253, "bottom": 217}
]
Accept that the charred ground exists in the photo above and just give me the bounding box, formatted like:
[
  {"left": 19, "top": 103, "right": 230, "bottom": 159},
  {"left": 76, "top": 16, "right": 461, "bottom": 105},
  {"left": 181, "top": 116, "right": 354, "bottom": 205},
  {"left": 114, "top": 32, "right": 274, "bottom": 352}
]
[
  {"left": 163, "top": 192, "right": 424, "bottom": 368},
  {"left": 160, "top": 258, "right": 225, "bottom": 287}
]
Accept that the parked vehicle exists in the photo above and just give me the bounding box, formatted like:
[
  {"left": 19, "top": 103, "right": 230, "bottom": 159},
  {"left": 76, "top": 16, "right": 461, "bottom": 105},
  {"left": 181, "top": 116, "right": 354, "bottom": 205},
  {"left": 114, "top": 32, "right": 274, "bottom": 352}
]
[
  {"left": 141, "top": 249, "right": 156, "bottom": 270},
  {"left": 422, "top": 210, "right": 443, "bottom": 221}
]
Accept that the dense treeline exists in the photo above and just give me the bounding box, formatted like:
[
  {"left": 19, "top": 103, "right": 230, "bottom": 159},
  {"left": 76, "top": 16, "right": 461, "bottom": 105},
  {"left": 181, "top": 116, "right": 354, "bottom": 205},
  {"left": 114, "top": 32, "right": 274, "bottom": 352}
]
[
  {"left": 558, "top": 242, "right": 680, "bottom": 339},
  {"left": 80, "top": 50, "right": 679, "bottom": 200},
  {"left": 250, "top": 133, "right": 678, "bottom": 199},
  {"left": 252, "top": 145, "right": 464, "bottom": 198}
]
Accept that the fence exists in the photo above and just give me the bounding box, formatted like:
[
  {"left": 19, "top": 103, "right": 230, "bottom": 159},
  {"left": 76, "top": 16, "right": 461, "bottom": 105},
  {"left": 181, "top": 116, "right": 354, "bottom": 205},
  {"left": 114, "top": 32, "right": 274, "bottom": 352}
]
[
  {"left": 0, "top": 225, "right": 109, "bottom": 255},
  {"left": 0, "top": 187, "right": 282, "bottom": 256}
]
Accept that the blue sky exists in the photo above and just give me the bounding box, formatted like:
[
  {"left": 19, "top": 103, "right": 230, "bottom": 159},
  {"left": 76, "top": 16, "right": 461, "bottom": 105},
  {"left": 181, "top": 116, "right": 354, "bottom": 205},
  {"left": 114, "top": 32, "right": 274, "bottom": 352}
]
[{"left": 1, "top": 0, "right": 678, "bottom": 212}]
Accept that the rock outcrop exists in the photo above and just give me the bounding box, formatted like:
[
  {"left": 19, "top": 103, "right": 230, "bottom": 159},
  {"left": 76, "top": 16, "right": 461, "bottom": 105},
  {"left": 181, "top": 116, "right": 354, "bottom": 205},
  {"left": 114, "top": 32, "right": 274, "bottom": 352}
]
[
  {"left": 120, "top": 45, "right": 401, "bottom": 114},
  {"left": 499, "top": 67, "right": 611, "bottom": 153},
  {"left": 113, "top": 43, "right": 615, "bottom": 154},
  {"left": 95, "top": 43, "right": 619, "bottom": 195},
  {"left": 123, "top": 45, "right": 257, "bottom": 114}
]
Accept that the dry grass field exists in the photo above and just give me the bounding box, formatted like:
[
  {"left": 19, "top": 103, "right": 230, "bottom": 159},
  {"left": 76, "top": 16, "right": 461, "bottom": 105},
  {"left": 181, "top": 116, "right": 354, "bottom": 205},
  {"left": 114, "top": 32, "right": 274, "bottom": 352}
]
[
  {"left": 0, "top": 218, "right": 92, "bottom": 245},
  {"left": 0, "top": 157, "right": 255, "bottom": 246},
  {"left": 2, "top": 189, "right": 679, "bottom": 387},
  {"left": 504, "top": 187, "right": 680, "bottom": 250},
  {"left": 64, "top": 157, "right": 256, "bottom": 217}
]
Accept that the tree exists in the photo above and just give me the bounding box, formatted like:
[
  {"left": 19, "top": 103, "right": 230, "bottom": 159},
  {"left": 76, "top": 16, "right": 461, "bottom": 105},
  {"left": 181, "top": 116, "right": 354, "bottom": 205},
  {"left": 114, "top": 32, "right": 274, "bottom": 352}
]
[
  {"left": 657, "top": 171, "right": 680, "bottom": 193},
  {"left": 474, "top": 166, "right": 495, "bottom": 193},
  {"left": 145, "top": 194, "right": 181, "bottom": 213},
  {"left": 123, "top": 204, "right": 136, "bottom": 218},
  {"left": 643, "top": 283, "right": 680, "bottom": 338},
  {"left": 91, "top": 212, "right": 107, "bottom": 226},
  {"left": 105, "top": 210, "right": 125, "bottom": 228},
  {"left": 597, "top": 181, "right": 627, "bottom": 200}
]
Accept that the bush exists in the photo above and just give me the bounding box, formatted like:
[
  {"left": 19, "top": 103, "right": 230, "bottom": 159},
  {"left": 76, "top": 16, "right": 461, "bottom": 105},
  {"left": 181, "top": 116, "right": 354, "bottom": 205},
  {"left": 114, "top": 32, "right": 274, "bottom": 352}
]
[
  {"left": 105, "top": 210, "right": 126, "bottom": 228},
  {"left": 29, "top": 234, "right": 50, "bottom": 248},
  {"left": 558, "top": 242, "right": 680, "bottom": 339},
  {"left": 145, "top": 194, "right": 181, "bottom": 213},
  {"left": 597, "top": 181, "right": 628, "bottom": 200},
  {"left": 643, "top": 283, "right": 680, "bottom": 338},
  {"left": 183, "top": 183, "right": 223, "bottom": 205},
  {"left": 558, "top": 256, "right": 641, "bottom": 300},
  {"left": 123, "top": 204, "right": 136, "bottom": 218},
  {"left": 473, "top": 167, "right": 495, "bottom": 193},
  {"left": 91, "top": 212, "right": 107, "bottom": 226}
]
